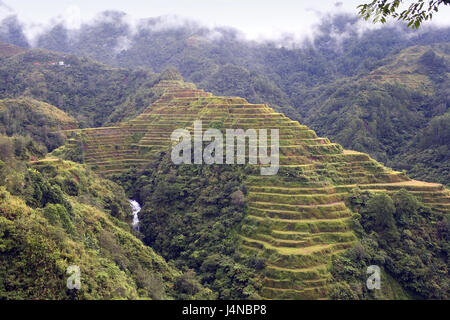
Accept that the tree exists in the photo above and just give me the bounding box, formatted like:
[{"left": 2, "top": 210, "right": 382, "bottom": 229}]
[
  {"left": 0, "top": 136, "right": 13, "bottom": 162},
  {"left": 392, "top": 189, "right": 420, "bottom": 220},
  {"left": 174, "top": 270, "right": 201, "bottom": 296},
  {"left": 364, "top": 193, "right": 399, "bottom": 242},
  {"left": 358, "top": 0, "right": 450, "bottom": 28}
]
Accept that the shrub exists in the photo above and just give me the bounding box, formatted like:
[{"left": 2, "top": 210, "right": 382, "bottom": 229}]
[
  {"left": 363, "top": 193, "right": 399, "bottom": 242},
  {"left": 392, "top": 189, "right": 420, "bottom": 221},
  {"left": 0, "top": 136, "right": 13, "bottom": 162},
  {"left": 43, "top": 203, "right": 74, "bottom": 234},
  {"left": 174, "top": 270, "right": 201, "bottom": 296}
]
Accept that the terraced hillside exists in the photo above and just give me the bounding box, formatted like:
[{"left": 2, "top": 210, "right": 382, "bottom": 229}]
[{"left": 59, "top": 79, "right": 449, "bottom": 299}]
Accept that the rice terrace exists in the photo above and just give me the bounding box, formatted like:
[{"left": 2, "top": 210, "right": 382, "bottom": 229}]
[{"left": 0, "top": 0, "right": 448, "bottom": 308}]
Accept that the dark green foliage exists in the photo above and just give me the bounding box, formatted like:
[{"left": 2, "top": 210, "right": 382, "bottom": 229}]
[
  {"left": 392, "top": 189, "right": 420, "bottom": 222},
  {"left": 0, "top": 160, "right": 5, "bottom": 183},
  {"left": 0, "top": 151, "right": 210, "bottom": 299},
  {"left": 61, "top": 177, "right": 80, "bottom": 196},
  {"left": 159, "top": 67, "right": 184, "bottom": 81},
  {"left": 23, "top": 169, "right": 67, "bottom": 209},
  {"left": 419, "top": 49, "right": 448, "bottom": 74},
  {"left": 364, "top": 194, "right": 399, "bottom": 242},
  {"left": 43, "top": 203, "right": 75, "bottom": 234},
  {"left": 304, "top": 71, "right": 449, "bottom": 184},
  {"left": 174, "top": 270, "right": 203, "bottom": 298},
  {"left": 358, "top": 0, "right": 450, "bottom": 29},
  {"left": 331, "top": 188, "right": 449, "bottom": 299},
  {"left": 113, "top": 153, "right": 261, "bottom": 299},
  {"left": 13, "top": 136, "right": 42, "bottom": 159},
  {"left": 329, "top": 236, "right": 410, "bottom": 300},
  {"left": 418, "top": 112, "right": 450, "bottom": 147},
  {"left": 0, "top": 135, "right": 14, "bottom": 162},
  {"left": 398, "top": 111, "right": 449, "bottom": 185}
]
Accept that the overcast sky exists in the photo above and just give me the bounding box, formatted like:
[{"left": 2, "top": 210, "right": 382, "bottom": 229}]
[{"left": 1, "top": 0, "right": 450, "bottom": 40}]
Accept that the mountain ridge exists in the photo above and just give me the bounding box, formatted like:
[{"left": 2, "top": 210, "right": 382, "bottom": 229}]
[{"left": 54, "top": 78, "right": 449, "bottom": 299}]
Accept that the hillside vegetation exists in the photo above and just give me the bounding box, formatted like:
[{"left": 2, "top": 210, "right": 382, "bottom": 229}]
[
  {"left": 0, "top": 132, "right": 212, "bottom": 299},
  {"left": 0, "top": 45, "right": 162, "bottom": 128},
  {"left": 0, "top": 98, "right": 78, "bottom": 152},
  {"left": 59, "top": 79, "right": 449, "bottom": 299},
  {"left": 0, "top": 13, "right": 448, "bottom": 299},
  {"left": 302, "top": 44, "right": 450, "bottom": 185}
]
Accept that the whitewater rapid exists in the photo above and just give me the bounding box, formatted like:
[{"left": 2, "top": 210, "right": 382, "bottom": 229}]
[{"left": 129, "top": 200, "right": 141, "bottom": 231}]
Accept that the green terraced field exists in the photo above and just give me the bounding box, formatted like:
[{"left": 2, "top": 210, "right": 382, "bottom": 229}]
[{"left": 58, "top": 79, "right": 450, "bottom": 299}]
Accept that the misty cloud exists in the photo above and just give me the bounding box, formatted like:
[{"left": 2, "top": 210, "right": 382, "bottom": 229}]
[
  {"left": 65, "top": 5, "right": 82, "bottom": 29},
  {"left": 1, "top": 7, "right": 447, "bottom": 69},
  {"left": 0, "top": 15, "right": 29, "bottom": 47},
  {"left": 114, "top": 35, "right": 132, "bottom": 53}
]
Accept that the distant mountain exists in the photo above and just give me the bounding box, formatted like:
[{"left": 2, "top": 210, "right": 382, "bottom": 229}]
[
  {"left": 0, "top": 16, "right": 29, "bottom": 48},
  {"left": 301, "top": 44, "right": 450, "bottom": 185},
  {"left": 0, "top": 45, "right": 159, "bottom": 127}
]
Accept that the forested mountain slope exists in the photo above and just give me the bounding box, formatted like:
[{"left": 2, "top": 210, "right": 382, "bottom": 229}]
[
  {"left": 0, "top": 142, "right": 212, "bottom": 299},
  {"left": 0, "top": 44, "right": 162, "bottom": 128},
  {"left": 0, "top": 97, "right": 78, "bottom": 152},
  {"left": 302, "top": 44, "right": 450, "bottom": 185},
  {"left": 0, "top": 85, "right": 212, "bottom": 300}
]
